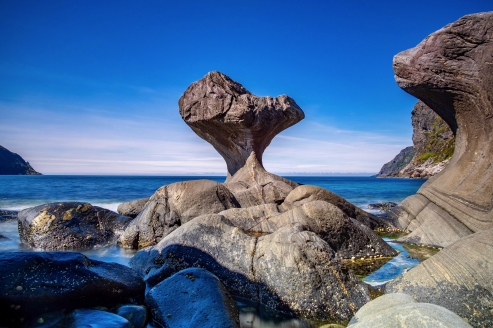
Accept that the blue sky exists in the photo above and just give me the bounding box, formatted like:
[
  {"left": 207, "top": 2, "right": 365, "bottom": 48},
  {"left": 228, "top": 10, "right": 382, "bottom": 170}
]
[{"left": 0, "top": 1, "right": 490, "bottom": 175}]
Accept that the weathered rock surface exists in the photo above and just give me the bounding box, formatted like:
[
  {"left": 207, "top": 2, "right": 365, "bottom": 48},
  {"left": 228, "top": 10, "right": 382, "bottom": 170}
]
[
  {"left": 179, "top": 71, "right": 304, "bottom": 180},
  {"left": 0, "top": 145, "right": 41, "bottom": 175},
  {"left": 117, "top": 198, "right": 149, "bottom": 218},
  {"left": 0, "top": 252, "right": 145, "bottom": 326},
  {"left": 130, "top": 215, "right": 370, "bottom": 321},
  {"left": 146, "top": 268, "right": 239, "bottom": 328},
  {"left": 281, "top": 185, "right": 393, "bottom": 230},
  {"left": 376, "top": 146, "right": 415, "bottom": 178},
  {"left": 387, "top": 229, "right": 493, "bottom": 327},
  {"left": 119, "top": 180, "right": 239, "bottom": 249},
  {"left": 377, "top": 101, "right": 455, "bottom": 178},
  {"left": 348, "top": 293, "right": 472, "bottom": 328},
  {"left": 220, "top": 200, "right": 396, "bottom": 259},
  {"left": 18, "top": 202, "right": 133, "bottom": 250},
  {"left": 391, "top": 12, "right": 493, "bottom": 246},
  {"left": 179, "top": 71, "right": 303, "bottom": 206}
]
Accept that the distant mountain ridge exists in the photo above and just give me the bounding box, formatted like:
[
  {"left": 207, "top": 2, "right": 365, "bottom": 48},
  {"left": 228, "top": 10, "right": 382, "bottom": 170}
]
[
  {"left": 0, "top": 145, "right": 41, "bottom": 175},
  {"left": 377, "top": 101, "right": 455, "bottom": 178}
]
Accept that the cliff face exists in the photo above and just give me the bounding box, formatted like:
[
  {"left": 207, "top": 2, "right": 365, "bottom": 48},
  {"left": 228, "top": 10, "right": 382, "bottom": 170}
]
[
  {"left": 377, "top": 101, "right": 455, "bottom": 178},
  {"left": 0, "top": 145, "right": 41, "bottom": 175}
]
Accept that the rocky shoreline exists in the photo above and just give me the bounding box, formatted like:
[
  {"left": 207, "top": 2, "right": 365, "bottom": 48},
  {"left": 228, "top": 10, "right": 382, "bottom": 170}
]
[{"left": 1, "top": 12, "right": 492, "bottom": 328}]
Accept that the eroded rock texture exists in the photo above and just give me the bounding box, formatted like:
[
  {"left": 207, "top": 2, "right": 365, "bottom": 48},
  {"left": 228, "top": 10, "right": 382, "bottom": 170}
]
[
  {"left": 391, "top": 12, "right": 493, "bottom": 247},
  {"left": 387, "top": 229, "right": 493, "bottom": 327},
  {"left": 119, "top": 180, "right": 239, "bottom": 249},
  {"left": 388, "top": 12, "right": 493, "bottom": 327},
  {"left": 179, "top": 71, "right": 304, "bottom": 180},
  {"left": 130, "top": 215, "right": 370, "bottom": 322},
  {"left": 18, "top": 202, "right": 133, "bottom": 250}
]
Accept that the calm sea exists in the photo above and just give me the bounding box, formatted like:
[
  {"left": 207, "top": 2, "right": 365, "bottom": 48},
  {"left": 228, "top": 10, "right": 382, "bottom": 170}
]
[{"left": 0, "top": 175, "right": 425, "bottom": 212}]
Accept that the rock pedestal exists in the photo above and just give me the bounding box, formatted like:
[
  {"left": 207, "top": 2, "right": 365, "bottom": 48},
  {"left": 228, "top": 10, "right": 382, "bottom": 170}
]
[
  {"left": 179, "top": 71, "right": 304, "bottom": 180},
  {"left": 392, "top": 12, "right": 493, "bottom": 246}
]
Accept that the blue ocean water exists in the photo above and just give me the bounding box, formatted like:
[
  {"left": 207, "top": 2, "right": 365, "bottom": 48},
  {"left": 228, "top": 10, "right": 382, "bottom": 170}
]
[{"left": 0, "top": 175, "right": 425, "bottom": 212}]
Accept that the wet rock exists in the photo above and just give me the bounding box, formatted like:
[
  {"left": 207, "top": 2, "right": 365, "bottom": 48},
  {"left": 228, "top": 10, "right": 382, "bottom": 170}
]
[
  {"left": 0, "top": 252, "right": 145, "bottom": 326},
  {"left": 281, "top": 185, "right": 393, "bottom": 229},
  {"left": 116, "top": 305, "right": 147, "bottom": 328},
  {"left": 119, "top": 180, "right": 239, "bottom": 249},
  {"left": 387, "top": 229, "right": 493, "bottom": 327},
  {"left": 18, "top": 202, "right": 133, "bottom": 250},
  {"left": 0, "top": 209, "right": 18, "bottom": 222},
  {"left": 146, "top": 268, "right": 239, "bottom": 328},
  {"left": 366, "top": 202, "right": 398, "bottom": 213},
  {"left": 348, "top": 293, "right": 471, "bottom": 328},
  {"left": 51, "top": 309, "right": 132, "bottom": 328},
  {"left": 391, "top": 12, "right": 493, "bottom": 246},
  {"left": 117, "top": 198, "right": 149, "bottom": 218},
  {"left": 130, "top": 215, "right": 370, "bottom": 322}
]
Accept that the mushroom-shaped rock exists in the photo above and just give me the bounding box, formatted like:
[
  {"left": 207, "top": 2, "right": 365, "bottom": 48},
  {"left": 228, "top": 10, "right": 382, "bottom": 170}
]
[
  {"left": 391, "top": 12, "right": 493, "bottom": 246},
  {"left": 179, "top": 71, "right": 304, "bottom": 180}
]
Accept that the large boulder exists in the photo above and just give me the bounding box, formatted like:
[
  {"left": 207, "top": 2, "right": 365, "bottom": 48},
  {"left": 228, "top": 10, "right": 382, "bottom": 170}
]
[
  {"left": 391, "top": 12, "right": 493, "bottom": 246},
  {"left": 119, "top": 180, "right": 240, "bottom": 249},
  {"left": 220, "top": 200, "right": 396, "bottom": 259},
  {"left": 130, "top": 214, "right": 370, "bottom": 322},
  {"left": 146, "top": 268, "right": 239, "bottom": 328},
  {"left": 0, "top": 252, "right": 145, "bottom": 326},
  {"left": 117, "top": 198, "right": 149, "bottom": 218},
  {"left": 18, "top": 202, "right": 133, "bottom": 250},
  {"left": 281, "top": 185, "right": 393, "bottom": 229},
  {"left": 179, "top": 71, "right": 303, "bottom": 206},
  {"left": 386, "top": 228, "right": 493, "bottom": 327},
  {"left": 348, "top": 293, "right": 471, "bottom": 328}
]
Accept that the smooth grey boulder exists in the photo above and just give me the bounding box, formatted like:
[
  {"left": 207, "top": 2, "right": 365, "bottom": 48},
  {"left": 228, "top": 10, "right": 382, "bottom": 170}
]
[
  {"left": 146, "top": 268, "right": 239, "bottom": 328},
  {"left": 221, "top": 200, "right": 396, "bottom": 259},
  {"left": 51, "top": 309, "right": 132, "bottom": 328},
  {"left": 179, "top": 71, "right": 304, "bottom": 180},
  {"left": 0, "top": 252, "right": 145, "bottom": 326},
  {"left": 18, "top": 202, "right": 133, "bottom": 250},
  {"left": 386, "top": 228, "right": 493, "bottom": 327},
  {"left": 348, "top": 293, "right": 471, "bottom": 328},
  {"left": 117, "top": 198, "right": 149, "bottom": 218},
  {"left": 130, "top": 215, "right": 369, "bottom": 322},
  {"left": 391, "top": 12, "right": 493, "bottom": 246},
  {"left": 119, "top": 180, "right": 239, "bottom": 249},
  {"left": 281, "top": 185, "right": 393, "bottom": 229}
]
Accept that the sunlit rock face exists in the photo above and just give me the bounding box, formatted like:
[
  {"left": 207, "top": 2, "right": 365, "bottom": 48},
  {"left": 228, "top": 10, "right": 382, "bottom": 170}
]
[
  {"left": 388, "top": 12, "right": 493, "bottom": 327},
  {"left": 391, "top": 12, "right": 493, "bottom": 246},
  {"left": 179, "top": 71, "right": 305, "bottom": 180}
]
